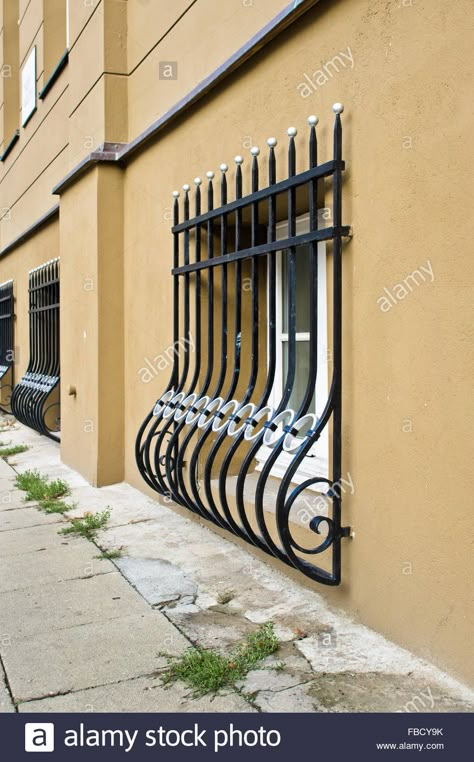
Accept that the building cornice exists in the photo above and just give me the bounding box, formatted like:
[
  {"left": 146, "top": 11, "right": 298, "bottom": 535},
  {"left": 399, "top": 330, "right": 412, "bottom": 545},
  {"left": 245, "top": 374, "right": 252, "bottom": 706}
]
[
  {"left": 52, "top": 0, "right": 320, "bottom": 195},
  {"left": 0, "top": 204, "right": 59, "bottom": 259}
]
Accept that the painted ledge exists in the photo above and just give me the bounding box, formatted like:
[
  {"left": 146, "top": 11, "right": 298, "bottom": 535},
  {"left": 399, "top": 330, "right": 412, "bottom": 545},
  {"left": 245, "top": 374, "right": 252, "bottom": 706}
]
[
  {"left": 0, "top": 205, "right": 59, "bottom": 259},
  {"left": 52, "top": 0, "right": 320, "bottom": 196}
]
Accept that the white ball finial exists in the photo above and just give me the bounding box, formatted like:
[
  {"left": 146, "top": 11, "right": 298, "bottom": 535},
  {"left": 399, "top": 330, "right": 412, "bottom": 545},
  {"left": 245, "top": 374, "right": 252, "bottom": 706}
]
[
  {"left": 250, "top": 146, "right": 260, "bottom": 156},
  {"left": 194, "top": 177, "right": 202, "bottom": 185},
  {"left": 219, "top": 163, "right": 228, "bottom": 173},
  {"left": 172, "top": 190, "right": 180, "bottom": 198},
  {"left": 206, "top": 170, "right": 214, "bottom": 179},
  {"left": 234, "top": 155, "right": 243, "bottom": 165},
  {"left": 182, "top": 183, "right": 190, "bottom": 192},
  {"left": 332, "top": 102, "right": 344, "bottom": 114},
  {"left": 287, "top": 127, "right": 298, "bottom": 137},
  {"left": 267, "top": 137, "right": 277, "bottom": 147},
  {"left": 307, "top": 115, "right": 319, "bottom": 126}
]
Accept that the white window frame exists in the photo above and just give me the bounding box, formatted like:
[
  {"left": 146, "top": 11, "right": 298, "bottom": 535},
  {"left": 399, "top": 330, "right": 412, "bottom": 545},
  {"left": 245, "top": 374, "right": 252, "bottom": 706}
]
[
  {"left": 66, "top": 1, "right": 70, "bottom": 49},
  {"left": 21, "top": 46, "right": 37, "bottom": 127},
  {"left": 256, "top": 211, "right": 329, "bottom": 484}
]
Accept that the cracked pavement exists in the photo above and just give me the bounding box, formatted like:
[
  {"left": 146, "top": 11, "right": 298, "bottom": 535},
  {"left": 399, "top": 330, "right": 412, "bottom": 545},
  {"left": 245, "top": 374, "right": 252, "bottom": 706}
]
[{"left": 1, "top": 417, "right": 473, "bottom": 713}]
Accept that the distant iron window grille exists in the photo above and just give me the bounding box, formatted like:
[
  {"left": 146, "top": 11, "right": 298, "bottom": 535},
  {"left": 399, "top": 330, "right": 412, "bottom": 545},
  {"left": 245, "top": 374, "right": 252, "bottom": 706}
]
[
  {"left": 11, "top": 259, "right": 60, "bottom": 441},
  {"left": 0, "top": 280, "right": 14, "bottom": 414},
  {"left": 136, "top": 105, "right": 351, "bottom": 585}
]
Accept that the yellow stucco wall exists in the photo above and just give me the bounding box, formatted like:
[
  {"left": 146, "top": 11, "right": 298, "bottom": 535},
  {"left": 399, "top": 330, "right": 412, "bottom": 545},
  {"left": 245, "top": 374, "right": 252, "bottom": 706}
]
[
  {"left": 122, "top": 0, "right": 474, "bottom": 685},
  {"left": 0, "top": 0, "right": 471, "bottom": 687},
  {"left": 0, "top": 218, "right": 59, "bottom": 381}
]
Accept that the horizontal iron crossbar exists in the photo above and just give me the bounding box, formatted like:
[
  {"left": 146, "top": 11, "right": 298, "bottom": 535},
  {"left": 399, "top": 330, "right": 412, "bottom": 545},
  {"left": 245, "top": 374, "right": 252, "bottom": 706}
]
[
  {"left": 172, "top": 159, "right": 344, "bottom": 233},
  {"left": 173, "top": 226, "right": 351, "bottom": 275}
]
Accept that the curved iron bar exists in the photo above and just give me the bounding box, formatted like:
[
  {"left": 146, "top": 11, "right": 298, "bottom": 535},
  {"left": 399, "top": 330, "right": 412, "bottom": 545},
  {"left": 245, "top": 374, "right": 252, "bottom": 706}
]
[
  {"left": 136, "top": 106, "right": 351, "bottom": 585},
  {"left": 11, "top": 259, "right": 61, "bottom": 441}
]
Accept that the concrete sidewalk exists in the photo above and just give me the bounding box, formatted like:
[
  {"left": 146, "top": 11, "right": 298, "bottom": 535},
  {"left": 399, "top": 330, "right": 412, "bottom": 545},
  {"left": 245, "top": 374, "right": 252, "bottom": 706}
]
[{"left": 0, "top": 418, "right": 473, "bottom": 713}]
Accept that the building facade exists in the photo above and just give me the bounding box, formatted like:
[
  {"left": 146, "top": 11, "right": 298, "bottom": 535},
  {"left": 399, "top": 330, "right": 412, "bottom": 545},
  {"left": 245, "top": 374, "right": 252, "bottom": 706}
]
[{"left": 0, "top": 0, "right": 472, "bottom": 686}]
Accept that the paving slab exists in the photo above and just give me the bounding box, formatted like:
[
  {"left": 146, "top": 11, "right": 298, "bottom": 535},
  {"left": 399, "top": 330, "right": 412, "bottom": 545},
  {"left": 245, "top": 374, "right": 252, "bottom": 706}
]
[
  {"left": 0, "top": 480, "right": 20, "bottom": 498},
  {"left": 0, "top": 543, "right": 112, "bottom": 594},
  {"left": 254, "top": 684, "right": 318, "bottom": 713},
  {"left": 0, "top": 572, "right": 150, "bottom": 641},
  {"left": 67, "top": 483, "right": 163, "bottom": 528},
  {"left": 236, "top": 667, "right": 308, "bottom": 694},
  {"left": 13, "top": 450, "right": 89, "bottom": 489},
  {"left": 0, "top": 506, "right": 62, "bottom": 531},
  {"left": 3, "top": 612, "right": 189, "bottom": 702},
  {"left": 306, "top": 672, "right": 474, "bottom": 713},
  {"left": 295, "top": 626, "right": 422, "bottom": 675},
  {"left": 0, "top": 458, "right": 14, "bottom": 478},
  {"left": 167, "top": 609, "right": 256, "bottom": 651},
  {"left": 0, "top": 522, "right": 73, "bottom": 558},
  {"left": 116, "top": 557, "right": 197, "bottom": 607},
  {"left": 0, "top": 661, "right": 14, "bottom": 713},
  {"left": 18, "top": 676, "right": 254, "bottom": 713}
]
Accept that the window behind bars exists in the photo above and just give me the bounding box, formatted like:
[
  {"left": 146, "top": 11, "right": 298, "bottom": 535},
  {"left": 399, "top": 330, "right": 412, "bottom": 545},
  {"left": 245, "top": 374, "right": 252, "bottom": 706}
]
[{"left": 136, "top": 105, "right": 351, "bottom": 586}]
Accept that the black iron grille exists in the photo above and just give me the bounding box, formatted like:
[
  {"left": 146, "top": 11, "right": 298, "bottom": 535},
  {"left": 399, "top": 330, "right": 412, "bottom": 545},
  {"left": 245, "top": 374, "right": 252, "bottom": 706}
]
[
  {"left": 136, "top": 106, "right": 351, "bottom": 585},
  {"left": 11, "top": 259, "right": 60, "bottom": 441},
  {"left": 0, "top": 279, "right": 14, "bottom": 414}
]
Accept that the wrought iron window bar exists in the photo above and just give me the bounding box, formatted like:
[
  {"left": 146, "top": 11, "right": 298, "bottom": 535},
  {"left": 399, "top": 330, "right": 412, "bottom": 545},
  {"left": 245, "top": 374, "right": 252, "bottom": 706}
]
[
  {"left": 136, "top": 105, "right": 351, "bottom": 585},
  {"left": 0, "top": 279, "right": 14, "bottom": 414},
  {"left": 11, "top": 259, "right": 60, "bottom": 441}
]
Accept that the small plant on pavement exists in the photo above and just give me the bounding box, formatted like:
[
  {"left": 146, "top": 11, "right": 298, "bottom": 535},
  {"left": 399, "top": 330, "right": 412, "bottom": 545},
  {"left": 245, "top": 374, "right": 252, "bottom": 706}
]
[
  {"left": 38, "top": 499, "right": 71, "bottom": 514},
  {"left": 95, "top": 547, "right": 124, "bottom": 560},
  {"left": 0, "top": 444, "right": 29, "bottom": 459},
  {"left": 59, "top": 510, "right": 111, "bottom": 540},
  {"left": 15, "top": 470, "right": 70, "bottom": 502},
  {"left": 15, "top": 469, "right": 73, "bottom": 513},
  {"left": 160, "top": 622, "right": 279, "bottom": 697}
]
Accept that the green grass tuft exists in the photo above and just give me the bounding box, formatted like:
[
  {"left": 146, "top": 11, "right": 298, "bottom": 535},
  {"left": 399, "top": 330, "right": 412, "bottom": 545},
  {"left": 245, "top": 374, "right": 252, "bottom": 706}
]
[
  {"left": 0, "top": 444, "right": 29, "bottom": 459},
  {"left": 59, "top": 510, "right": 110, "bottom": 540},
  {"left": 38, "top": 499, "right": 71, "bottom": 514},
  {"left": 95, "top": 547, "right": 124, "bottom": 560},
  {"left": 15, "top": 469, "right": 44, "bottom": 499},
  {"left": 16, "top": 469, "right": 73, "bottom": 515},
  {"left": 15, "top": 470, "right": 70, "bottom": 502},
  {"left": 45, "top": 479, "right": 71, "bottom": 500},
  {"left": 160, "top": 622, "right": 279, "bottom": 697}
]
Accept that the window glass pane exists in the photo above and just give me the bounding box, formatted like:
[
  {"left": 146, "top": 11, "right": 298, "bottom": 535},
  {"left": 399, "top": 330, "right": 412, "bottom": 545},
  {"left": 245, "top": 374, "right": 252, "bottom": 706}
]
[
  {"left": 282, "top": 245, "right": 312, "bottom": 333},
  {"left": 282, "top": 340, "right": 316, "bottom": 420}
]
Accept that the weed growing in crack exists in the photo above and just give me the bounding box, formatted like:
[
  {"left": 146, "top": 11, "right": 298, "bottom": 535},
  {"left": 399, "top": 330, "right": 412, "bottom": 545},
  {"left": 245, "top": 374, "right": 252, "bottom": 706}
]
[
  {"left": 38, "top": 499, "right": 72, "bottom": 515},
  {"left": 15, "top": 470, "right": 70, "bottom": 502},
  {"left": 59, "top": 510, "right": 111, "bottom": 540},
  {"left": 159, "top": 622, "right": 279, "bottom": 697},
  {"left": 95, "top": 547, "right": 124, "bottom": 560},
  {"left": 217, "top": 590, "right": 235, "bottom": 605},
  {"left": 0, "top": 444, "right": 29, "bottom": 459},
  {"left": 15, "top": 469, "right": 73, "bottom": 514}
]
